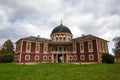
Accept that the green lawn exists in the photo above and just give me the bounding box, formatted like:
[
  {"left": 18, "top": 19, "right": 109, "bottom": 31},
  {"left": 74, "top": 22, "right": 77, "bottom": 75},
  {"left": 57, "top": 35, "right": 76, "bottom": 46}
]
[{"left": 0, "top": 63, "right": 120, "bottom": 80}]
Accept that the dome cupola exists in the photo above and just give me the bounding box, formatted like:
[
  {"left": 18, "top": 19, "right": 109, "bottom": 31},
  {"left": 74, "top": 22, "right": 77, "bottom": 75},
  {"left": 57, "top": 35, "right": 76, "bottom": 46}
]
[{"left": 51, "top": 23, "right": 73, "bottom": 42}]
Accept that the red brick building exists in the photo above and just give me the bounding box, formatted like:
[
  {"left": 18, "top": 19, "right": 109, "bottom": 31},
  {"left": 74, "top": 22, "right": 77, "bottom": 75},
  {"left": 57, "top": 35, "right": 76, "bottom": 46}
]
[{"left": 14, "top": 23, "right": 108, "bottom": 63}]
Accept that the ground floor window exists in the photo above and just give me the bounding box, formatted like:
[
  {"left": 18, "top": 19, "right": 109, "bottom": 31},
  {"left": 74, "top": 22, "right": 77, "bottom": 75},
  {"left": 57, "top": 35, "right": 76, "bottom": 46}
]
[
  {"left": 68, "top": 55, "right": 73, "bottom": 60},
  {"left": 25, "top": 55, "right": 30, "bottom": 61},
  {"left": 89, "top": 54, "right": 94, "bottom": 60},
  {"left": 43, "top": 56, "right": 47, "bottom": 60},
  {"left": 48, "top": 55, "right": 52, "bottom": 60},
  {"left": 80, "top": 55, "right": 85, "bottom": 60},
  {"left": 73, "top": 55, "right": 77, "bottom": 60},
  {"left": 34, "top": 55, "right": 39, "bottom": 61}
]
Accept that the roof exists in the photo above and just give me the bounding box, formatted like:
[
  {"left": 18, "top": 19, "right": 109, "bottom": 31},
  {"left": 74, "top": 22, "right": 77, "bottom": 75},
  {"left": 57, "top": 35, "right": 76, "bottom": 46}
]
[
  {"left": 22, "top": 36, "right": 50, "bottom": 42},
  {"left": 16, "top": 35, "right": 108, "bottom": 43},
  {"left": 51, "top": 23, "right": 72, "bottom": 34},
  {"left": 71, "top": 34, "right": 108, "bottom": 42}
]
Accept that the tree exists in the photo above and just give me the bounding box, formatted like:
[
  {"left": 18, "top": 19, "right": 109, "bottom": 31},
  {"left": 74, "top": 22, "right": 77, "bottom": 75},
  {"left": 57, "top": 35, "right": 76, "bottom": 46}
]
[
  {"left": 102, "top": 54, "right": 114, "bottom": 64},
  {"left": 113, "top": 36, "right": 120, "bottom": 61},
  {"left": 2, "top": 39, "right": 14, "bottom": 54}
]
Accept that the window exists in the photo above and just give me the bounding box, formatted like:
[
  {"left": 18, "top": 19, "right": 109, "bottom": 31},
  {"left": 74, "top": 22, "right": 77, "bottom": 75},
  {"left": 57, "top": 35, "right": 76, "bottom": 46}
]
[
  {"left": 60, "top": 37, "right": 62, "bottom": 41},
  {"left": 63, "top": 37, "right": 66, "bottom": 41},
  {"left": 36, "top": 43, "right": 40, "bottom": 53},
  {"left": 99, "top": 41, "right": 102, "bottom": 52},
  {"left": 80, "top": 55, "right": 85, "bottom": 60},
  {"left": 68, "top": 55, "right": 73, "bottom": 60},
  {"left": 73, "top": 44, "right": 76, "bottom": 53},
  {"left": 43, "top": 56, "right": 47, "bottom": 60},
  {"left": 89, "top": 54, "right": 94, "bottom": 60},
  {"left": 80, "top": 42, "right": 84, "bottom": 53},
  {"left": 25, "top": 55, "right": 30, "bottom": 61},
  {"left": 56, "top": 37, "right": 58, "bottom": 41},
  {"left": 73, "top": 55, "right": 77, "bottom": 60},
  {"left": 48, "top": 56, "right": 52, "bottom": 60},
  {"left": 44, "top": 44, "right": 48, "bottom": 53},
  {"left": 34, "top": 55, "right": 39, "bottom": 61},
  {"left": 88, "top": 41, "right": 93, "bottom": 52},
  {"left": 26, "top": 42, "right": 31, "bottom": 53},
  {"left": 102, "top": 43, "right": 105, "bottom": 52}
]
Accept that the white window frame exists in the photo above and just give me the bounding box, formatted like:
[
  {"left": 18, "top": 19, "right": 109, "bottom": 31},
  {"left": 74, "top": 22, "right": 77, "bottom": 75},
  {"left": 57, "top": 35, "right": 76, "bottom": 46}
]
[
  {"left": 73, "top": 55, "right": 77, "bottom": 60},
  {"left": 73, "top": 43, "right": 76, "bottom": 53},
  {"left": 34, "top": 55, "right": 39, "bottom": 61},
  {"left": 68, "top": 55, "right": 73, "bottom": 60},
  {"left": 89, "top": 54, "right": 94, "bottom": 60},
  {"left": 36, "top": 43, "right": 40, "bottom": 53},
  {"left": 88, "top": 41, "right": 93, "bottom": 52},
  {"left": 43, "top": 55, "right": 47, "bottom": 60},
  {"left": 80, "top": 55, "right": 85, "bottom": 60},
  {"left": 44, "top": 44, "right": 48, "bottom": 54},
  {"left": 25, "top": 55, "right": 30, "bottom": 61},
  {"left": 80, "top": 42, "right": 84, "bottom": 53},
  {"left": 48, "top": 55, "right": 52, "bottom": 60},
  {"left": 26, "top": 42, "right": 31, "bottom": 53}
]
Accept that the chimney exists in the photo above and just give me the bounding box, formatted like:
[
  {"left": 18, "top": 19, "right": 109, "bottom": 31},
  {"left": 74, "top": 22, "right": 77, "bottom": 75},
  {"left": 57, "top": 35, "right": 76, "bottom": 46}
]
[
  {"left": 81, "top": 34, "right": 85, "bottom": 37},
  {"left": 37, "top": 35, "right": 40, "bottom": 38}
]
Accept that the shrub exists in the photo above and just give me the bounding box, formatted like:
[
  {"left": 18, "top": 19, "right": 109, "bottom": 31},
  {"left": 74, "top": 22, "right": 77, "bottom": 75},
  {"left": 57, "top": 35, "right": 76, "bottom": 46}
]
[
  {"left": 102, "top": 53, "right": 114, "bottom": 64},
  {"left": 0, "top": 53, "right": 14, "bottom": 63}
]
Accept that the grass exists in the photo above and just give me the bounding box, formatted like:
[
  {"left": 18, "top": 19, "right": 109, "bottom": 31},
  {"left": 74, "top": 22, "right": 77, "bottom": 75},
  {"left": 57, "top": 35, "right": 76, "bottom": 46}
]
[{"left": 0, "top": 63, "right": 120, "bottom": 80}]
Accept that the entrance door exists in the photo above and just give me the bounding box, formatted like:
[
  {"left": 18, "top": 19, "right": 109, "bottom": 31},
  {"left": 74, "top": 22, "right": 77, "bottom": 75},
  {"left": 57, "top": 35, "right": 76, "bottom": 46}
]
[{"left": 58, "top": 54, "right": 62, "bottom": 63}]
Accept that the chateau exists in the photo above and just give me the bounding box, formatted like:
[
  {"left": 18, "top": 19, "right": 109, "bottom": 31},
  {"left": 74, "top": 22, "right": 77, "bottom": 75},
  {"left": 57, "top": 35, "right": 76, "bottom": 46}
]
[{"left": 14, "top": 23, "right": 108, "bottom": 63}]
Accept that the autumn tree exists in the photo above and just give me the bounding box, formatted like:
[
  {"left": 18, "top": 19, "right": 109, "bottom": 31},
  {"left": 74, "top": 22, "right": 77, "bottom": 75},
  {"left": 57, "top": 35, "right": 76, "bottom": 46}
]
[
  {"left": 0, "top": 39, "right": 14, "bottom": 63},
  {"left": 1, "top": 39, "right": 14, "bottom": 54},
  {"left": 113, "top": 36, "right": 120, "bottom": 61}
]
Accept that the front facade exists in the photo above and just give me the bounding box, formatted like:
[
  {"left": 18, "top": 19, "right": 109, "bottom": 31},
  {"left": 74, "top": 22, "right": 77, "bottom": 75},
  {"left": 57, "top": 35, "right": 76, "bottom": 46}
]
[{"left": 14, "top": 23, "right": 108, "bottom": 63}]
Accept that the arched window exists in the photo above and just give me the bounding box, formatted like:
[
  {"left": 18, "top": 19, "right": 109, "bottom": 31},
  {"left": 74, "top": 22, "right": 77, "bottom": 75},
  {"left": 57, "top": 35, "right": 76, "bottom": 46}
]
[
  {"left": 60, "top": 37, "right": 62, "bottom": 41},
  {"left": 63, "top": 37, "right": 66, "bottom": 41},
  {"left": 56, "top": 37, "right": 58, "bottom": 41}
]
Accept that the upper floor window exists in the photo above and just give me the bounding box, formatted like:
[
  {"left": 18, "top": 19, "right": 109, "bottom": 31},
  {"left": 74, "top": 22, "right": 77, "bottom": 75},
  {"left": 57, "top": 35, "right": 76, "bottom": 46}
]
[
  {"left": 26, "top": 42, "right": 31, "bottom": 53},
  {"left": 73, "top": 44, "right": 76, "bottom": 53},
  {"left": 36, "top": 43, "right": 40, "bottom": 53},
  {"left": 88, "top": 41, "right": 93, "bottom": 52},
  {"left": 80, "top": 42, "right": 84, "bottom": 53},
  {"left": 44, "top": 44, "right": 48, "bottom": 53},
  {"left": 56, "top": 37, "right": 58, "bottom": 41},
  {"left": 102, "top": 43, "right": 105, "bottom": 52}
]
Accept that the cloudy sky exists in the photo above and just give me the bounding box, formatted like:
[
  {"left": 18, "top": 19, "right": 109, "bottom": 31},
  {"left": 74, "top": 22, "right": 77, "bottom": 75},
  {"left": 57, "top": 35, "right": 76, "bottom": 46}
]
[{"left": 0, "top": 0, "right": 120, "bottom": 54}]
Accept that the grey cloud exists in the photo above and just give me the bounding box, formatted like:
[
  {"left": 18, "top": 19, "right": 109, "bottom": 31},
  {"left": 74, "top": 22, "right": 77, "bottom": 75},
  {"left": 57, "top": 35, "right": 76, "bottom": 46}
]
[{"left": 0, "top": 0, "right": 120, "bottom": 54}]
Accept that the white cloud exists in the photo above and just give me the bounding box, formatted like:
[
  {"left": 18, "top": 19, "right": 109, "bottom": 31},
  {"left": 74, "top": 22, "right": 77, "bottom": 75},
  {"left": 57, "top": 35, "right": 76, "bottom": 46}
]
[{"left": 0, "top": 0, "right": 120, "bottom": 54}]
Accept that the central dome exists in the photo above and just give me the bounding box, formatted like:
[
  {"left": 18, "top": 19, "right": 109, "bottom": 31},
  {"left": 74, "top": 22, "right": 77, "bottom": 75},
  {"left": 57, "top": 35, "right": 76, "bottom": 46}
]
[{"left": 51, "top": 24, "right": 72, "bottom": 35}]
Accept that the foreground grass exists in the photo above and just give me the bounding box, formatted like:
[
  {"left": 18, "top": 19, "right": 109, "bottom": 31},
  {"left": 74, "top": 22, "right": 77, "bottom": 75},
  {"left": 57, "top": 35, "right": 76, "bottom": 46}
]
[{"left": 0, "top": 63, "right": 120, "bottom": 80}]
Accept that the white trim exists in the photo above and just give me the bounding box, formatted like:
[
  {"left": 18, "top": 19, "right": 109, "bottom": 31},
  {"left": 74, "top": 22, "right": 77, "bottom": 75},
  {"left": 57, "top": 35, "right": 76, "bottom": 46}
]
[
  {"left": 44, "top": 43, "right": 48, "bottom": 54},
  {"left": 68, "top": 55, "right": 73, "bottom": 60},
  {"left": 26, "top": 42, "right": 31, "bottom": 53},
  {"left": 19, "top": 40, "right": 23, "bottom": 62},
  {"left": 43, "top": 55, "right": 47, "bottom": 60},
  {"left": 89, "top": 54, "right": 94, "bottom": 60},
  {"left": 48, "top": 55, "right": 52, "bottom": 60},
  {"left": 80, "top": 55, "right": 85, "bottom": 60},
  {"left": 34, "top": 55, "right": 39, "bottom": 61},
  {"left": 73, "top": 55, "right": 77, "bottom": 60},
  {"left": 88, "top": 40, "right": 93, "bottom": 52},
  {"left": 73, "top": 43, "right": 76, "bottom": 53},
  {"left": 35, "top": 43, "right": 40, "bottom": 53},
  {"left": 80, "top": 42, "right": 84, "bottom": 53},
  {"left": 25, "top": 55, "right": 30, "bottom": 61}
]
